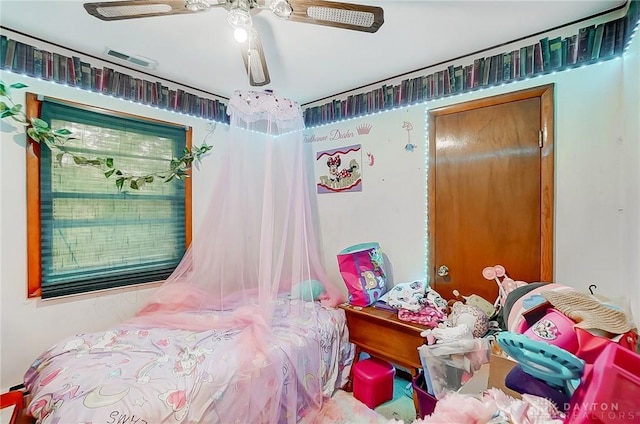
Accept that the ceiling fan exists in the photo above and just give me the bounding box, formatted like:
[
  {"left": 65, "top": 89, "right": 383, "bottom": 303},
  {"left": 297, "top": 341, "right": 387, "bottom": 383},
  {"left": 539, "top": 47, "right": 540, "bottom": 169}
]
[{"left": 83, "top": 0, "right": 384, "bottom": 87}]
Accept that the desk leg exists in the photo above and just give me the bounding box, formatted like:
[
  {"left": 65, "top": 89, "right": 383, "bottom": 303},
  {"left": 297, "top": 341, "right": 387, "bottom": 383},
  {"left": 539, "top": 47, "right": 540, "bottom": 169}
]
[
  {"left": 410, "top": 368, "right": 420, "bottom": 419},
  {"left": 344, "top": 345, "right": 362, "bottom": 392}
]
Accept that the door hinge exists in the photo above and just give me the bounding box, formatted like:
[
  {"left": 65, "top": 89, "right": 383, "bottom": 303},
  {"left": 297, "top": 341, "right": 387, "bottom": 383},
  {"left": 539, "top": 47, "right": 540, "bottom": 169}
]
[{"left": 538, "top": 130, "right": 543, "bottom": 148}]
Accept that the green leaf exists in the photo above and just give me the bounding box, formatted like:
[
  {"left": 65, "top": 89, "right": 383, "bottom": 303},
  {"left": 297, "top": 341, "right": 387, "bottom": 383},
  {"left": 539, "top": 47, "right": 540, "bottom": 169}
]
[
  {"left": 26, "top": 128, "right": 40, "bottom": 141},
  {"left": 53, "top": 128, "right": 72, "bottom": 136},
  {"left": 31, "top": 117, "right": 49, "bottom": 129},
  {"left": 0, "top": 76, "right": 210, "bottom": 191},
  {"left": 202, "top": 143, "right": 213, "bottom": 152},
  {"left": 9, "top": 82, "right": 28, "bottom": 89},
  {"left": 10, "top": 114, "right": 27, "bottom": 124},
  {"left": 73, "top": 156, "right": 88, "bottom": 165}
]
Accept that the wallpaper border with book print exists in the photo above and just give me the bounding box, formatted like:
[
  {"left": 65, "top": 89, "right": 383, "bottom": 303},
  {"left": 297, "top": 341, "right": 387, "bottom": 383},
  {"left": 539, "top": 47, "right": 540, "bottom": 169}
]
[
  {"left": 0, "top": 33, "right": 230, "bottom": 125},
  {"left": 303, "top": 1, "right": 640, "bottom": 127}
]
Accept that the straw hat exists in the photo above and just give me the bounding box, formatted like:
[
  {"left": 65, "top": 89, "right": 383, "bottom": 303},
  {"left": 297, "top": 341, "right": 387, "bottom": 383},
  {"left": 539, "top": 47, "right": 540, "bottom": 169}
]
[{"left": 541, "top": 289, "right": 634, "bottom": 335}]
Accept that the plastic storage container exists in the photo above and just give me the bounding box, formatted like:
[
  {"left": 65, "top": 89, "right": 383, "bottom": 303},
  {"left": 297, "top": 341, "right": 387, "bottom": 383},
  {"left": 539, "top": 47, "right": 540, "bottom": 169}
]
[
  {"left": 412, "top": 372, "right": 438, "bottom": 418},
  {"left": 352, "top": 357, "right": 395, "bottom": 409},
  {"left": 565, "top": 343, "right": 640, "bottom": 424},
  {"left": 418, "top": 337, "right": 491, "bottom": 399}
]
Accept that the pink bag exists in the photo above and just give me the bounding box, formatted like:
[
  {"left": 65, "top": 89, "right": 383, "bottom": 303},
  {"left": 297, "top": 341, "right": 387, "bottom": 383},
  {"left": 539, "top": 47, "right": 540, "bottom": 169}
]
[{"left": 337, "top": 242, "right": 387, "bottom": 307}]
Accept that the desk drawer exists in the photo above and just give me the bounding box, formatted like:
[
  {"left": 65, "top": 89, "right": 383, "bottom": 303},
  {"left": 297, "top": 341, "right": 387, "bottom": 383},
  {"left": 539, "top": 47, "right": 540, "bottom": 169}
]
[{"left": 346, "top": 312, "right": 425, "bottom": 369}]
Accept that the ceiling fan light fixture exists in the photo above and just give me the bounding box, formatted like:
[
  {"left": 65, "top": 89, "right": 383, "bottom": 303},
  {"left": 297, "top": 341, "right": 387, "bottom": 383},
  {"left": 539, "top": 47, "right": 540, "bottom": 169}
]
[
  {"left": 84, "top": 0, "right": 383, "bottom": 84},
  {"left": 307, "top": 6, "right": 375, "bottom": 28},
  {"left": 270, "top": 0, "right": 292, "bottom": 19},
  {"left": 185, "top": 0, "right": 211, "bottom": 12},
  {"left": 234, "top": 27, "right": 249, "bottom": 43},
  {"left": 227, "top": 0, "right": 252, "bottom": 28}
]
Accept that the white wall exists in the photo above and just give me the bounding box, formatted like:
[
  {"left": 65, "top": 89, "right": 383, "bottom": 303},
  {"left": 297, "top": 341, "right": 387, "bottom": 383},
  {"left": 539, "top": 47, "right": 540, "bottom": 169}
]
[
  {"left": 621, "top": 32, "right": 640, "bottom": 325},
  {"left": 307, "top": 106, "right": 428, "bottom": 287},
  {"left": 0, "top": 70, "right": 229, "bottom": 390},
  {"left": 1, "top": 36, "right": 638, "bottom": 392},
  {"left": 309, "top": 57, "right": 639, "bottom": 323}
]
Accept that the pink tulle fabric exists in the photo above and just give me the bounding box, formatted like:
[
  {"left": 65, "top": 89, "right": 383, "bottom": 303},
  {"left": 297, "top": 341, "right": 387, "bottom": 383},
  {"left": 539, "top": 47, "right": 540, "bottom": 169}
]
[
  {"left": 126, "top": 90, "right": 345, "bottom": 423},
  {"left": 415, "top": 388, "right": 565, "bottom": 424}
]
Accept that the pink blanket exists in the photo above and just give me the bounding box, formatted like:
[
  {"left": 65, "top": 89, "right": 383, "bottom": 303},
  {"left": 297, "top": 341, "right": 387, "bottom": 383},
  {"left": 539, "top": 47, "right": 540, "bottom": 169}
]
[{"left": 24, "top": 299, "right": 354, "bottom": 423}]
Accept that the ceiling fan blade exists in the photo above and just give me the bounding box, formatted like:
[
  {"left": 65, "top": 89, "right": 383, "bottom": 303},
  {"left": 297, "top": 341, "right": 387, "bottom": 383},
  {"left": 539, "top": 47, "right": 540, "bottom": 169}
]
[
  {"left": 285, "top": 0, "right": 383, "bottom": 33},
  {"left": 83, "top": 0, "right": 225, "bottom": 21},
  {"left": 241, "top": 30, "right": 271, "bottom": 86}
]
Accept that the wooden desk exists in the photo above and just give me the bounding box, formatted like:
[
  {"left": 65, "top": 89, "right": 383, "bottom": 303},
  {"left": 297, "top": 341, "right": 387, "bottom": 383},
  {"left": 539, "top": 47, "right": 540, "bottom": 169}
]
[{"left": 339, "top": 304, "right": 429, "bottom": 414}]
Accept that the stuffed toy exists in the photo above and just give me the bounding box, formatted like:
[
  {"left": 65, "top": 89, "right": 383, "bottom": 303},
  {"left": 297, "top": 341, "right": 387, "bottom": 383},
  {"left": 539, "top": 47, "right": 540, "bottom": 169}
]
[
  {"left": 420, "top": 302, "right": 490, "bottom": 344},
  {"left": 448, "top": 301, "right": 490, "bottom": 338},
  {"left": 290, "top": 279, "right": 325, "bottom": 301},
  {"left": 451, "top": 289, "right": 496, "bottom": 318},
  {"left": 420, "top": 323, "right": 473, "bottom": 345}
]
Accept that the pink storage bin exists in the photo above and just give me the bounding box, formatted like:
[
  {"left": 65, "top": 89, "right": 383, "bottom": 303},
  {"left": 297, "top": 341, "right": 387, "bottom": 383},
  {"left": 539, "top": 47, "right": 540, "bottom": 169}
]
[
  {"left": 523, "top": 308, "right": 578, "bottom": 354},
  {"left": 353, "top": 357, "right": 395, "bottom": 409},
  {"left": 565, "top": 343, "right": 640, "bottom": 424}
]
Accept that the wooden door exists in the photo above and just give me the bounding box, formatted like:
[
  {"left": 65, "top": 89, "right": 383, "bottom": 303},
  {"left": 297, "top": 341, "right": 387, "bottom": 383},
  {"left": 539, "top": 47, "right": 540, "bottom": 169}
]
[{"left": 428, "top": 85, "right": 554, "bottom": 303}]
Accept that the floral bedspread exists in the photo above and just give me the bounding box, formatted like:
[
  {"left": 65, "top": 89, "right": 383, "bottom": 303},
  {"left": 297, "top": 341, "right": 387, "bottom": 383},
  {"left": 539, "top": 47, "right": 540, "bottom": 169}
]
[{"left": 24, "top": 299, "right": 354, "bottom": 424}]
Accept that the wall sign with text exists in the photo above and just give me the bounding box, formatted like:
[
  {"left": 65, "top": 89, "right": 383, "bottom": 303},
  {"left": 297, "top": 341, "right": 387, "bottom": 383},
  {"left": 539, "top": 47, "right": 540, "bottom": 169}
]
[{"left": 315, "top": 144, "right": 362, "bottom": 194}]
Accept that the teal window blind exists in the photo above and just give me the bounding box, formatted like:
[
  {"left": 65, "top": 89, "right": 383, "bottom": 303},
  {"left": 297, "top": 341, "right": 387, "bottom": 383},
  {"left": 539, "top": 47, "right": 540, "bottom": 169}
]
[{"left": 39, "top": 100, "right": 187, "bottom": 299}]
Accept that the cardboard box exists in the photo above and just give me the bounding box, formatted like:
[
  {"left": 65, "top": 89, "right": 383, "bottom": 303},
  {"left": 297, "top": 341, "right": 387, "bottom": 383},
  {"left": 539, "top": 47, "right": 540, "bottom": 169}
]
[{"left": 487, "top": 352, "right": 522, "bottom": 399}]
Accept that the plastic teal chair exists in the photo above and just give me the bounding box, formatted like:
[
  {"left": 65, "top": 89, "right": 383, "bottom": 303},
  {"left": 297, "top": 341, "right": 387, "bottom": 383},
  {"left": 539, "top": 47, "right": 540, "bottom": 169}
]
[{"left": 497, "top": 331, "right": 584, "bottom": 396}]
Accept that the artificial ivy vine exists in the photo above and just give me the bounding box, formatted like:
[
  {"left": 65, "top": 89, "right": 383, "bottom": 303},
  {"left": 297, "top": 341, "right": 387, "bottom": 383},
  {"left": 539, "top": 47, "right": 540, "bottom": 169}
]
[{"left": 0, "top": 80, "right": 212, "bottom": 191}]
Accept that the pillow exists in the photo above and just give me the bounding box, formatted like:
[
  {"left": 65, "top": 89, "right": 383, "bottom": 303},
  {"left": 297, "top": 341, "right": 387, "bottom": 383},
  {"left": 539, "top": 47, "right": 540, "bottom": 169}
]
[{"left": 291, "top": 279, "right": 325, "bottom": 301}]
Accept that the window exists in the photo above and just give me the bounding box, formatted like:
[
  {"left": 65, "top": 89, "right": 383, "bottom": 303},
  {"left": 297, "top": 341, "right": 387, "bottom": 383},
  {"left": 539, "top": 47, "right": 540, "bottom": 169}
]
[{"left": 26, "top": 93, "right": 192, "bottom": 299}]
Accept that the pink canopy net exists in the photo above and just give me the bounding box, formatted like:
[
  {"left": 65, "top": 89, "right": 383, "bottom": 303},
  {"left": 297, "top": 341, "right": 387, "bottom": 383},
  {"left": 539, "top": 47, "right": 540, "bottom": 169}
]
[{"left": 128, "top": 90, "right": 346, "bottom": 422}]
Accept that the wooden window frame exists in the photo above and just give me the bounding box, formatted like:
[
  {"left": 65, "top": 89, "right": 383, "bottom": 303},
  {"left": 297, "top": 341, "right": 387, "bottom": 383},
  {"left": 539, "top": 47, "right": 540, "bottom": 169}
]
[{"left": 25, "top": 93, "right": 193, "bottom": 298}]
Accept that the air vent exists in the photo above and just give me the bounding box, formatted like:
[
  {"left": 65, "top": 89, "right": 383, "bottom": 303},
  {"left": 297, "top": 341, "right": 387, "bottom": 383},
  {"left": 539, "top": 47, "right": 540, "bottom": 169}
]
[{"left": 106, "top": 49, "right": 158, "bottom": 70}]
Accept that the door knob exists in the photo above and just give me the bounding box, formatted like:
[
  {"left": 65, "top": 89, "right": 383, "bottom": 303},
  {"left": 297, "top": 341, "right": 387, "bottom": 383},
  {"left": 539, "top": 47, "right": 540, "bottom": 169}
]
[{"left": 437, "top": 265, "right": 449, "bottom": 277}]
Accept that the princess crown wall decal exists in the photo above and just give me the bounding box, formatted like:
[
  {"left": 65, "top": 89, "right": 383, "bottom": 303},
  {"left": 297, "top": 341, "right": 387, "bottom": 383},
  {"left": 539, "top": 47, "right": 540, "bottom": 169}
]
[{"left": 357, "top": 123, "right": 373, "bottom": 135}]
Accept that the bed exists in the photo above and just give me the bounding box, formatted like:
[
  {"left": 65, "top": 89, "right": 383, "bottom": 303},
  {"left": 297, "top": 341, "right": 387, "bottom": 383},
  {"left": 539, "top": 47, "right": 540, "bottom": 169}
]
[
  {"left": 21, "top": 89, "right": 353, "bottom": 424},
  {"left": 23, "top": 297, "right": 354, "bottom": 424}
]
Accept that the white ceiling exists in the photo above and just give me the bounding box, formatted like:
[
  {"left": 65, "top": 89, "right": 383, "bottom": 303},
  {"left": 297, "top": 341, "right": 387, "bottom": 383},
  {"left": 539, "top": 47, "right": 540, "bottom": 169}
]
[{"left": 0, "top": 0, "right": 626, "bottom": 105}]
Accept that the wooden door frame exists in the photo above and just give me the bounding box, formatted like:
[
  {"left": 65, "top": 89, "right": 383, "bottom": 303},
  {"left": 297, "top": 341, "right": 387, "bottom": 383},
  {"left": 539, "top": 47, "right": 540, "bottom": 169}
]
[{"left": 427, "top": 84, "right": 554, "bottom": 284}]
